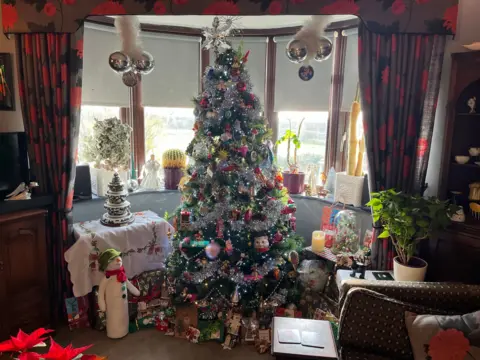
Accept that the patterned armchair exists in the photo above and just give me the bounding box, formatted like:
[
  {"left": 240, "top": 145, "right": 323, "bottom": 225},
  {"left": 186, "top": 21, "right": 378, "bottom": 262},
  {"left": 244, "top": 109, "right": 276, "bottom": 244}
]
[{"left": 337, "top": 281, "right": 480, "bottom": 360}]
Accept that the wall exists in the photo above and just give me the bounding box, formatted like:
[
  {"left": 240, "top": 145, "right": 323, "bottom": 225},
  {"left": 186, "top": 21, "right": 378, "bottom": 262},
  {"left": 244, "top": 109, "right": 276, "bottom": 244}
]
[
  {"left": 0, "top": 6, "right": 24, "bottom": 133},
  {"left": 425, "top": 0, "right": 480, "bottom": 197}
]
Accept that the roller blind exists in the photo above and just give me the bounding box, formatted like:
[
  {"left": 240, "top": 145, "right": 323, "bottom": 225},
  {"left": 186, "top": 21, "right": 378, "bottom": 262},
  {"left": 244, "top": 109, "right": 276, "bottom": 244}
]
[
  {"left": 342, "top": 30, "right": 359, "bottom": 111},
  {"left": 141, "top": 33, "right": 201, "bottom": 108},
  {"left": 82, "top": 23, "right": 129, "bottom": 107},
  {"left": 274, "top": 35, "right": 334, "bottom": 112},
  {"left": 209, "top": 37, "right": 267, "bottom": 107}
]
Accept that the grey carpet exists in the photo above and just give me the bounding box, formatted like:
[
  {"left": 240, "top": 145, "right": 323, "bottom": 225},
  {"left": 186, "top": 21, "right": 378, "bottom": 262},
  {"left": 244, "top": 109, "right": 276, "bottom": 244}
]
[{"left": 54, "top": 327, "right": 273, "bottom": 359}]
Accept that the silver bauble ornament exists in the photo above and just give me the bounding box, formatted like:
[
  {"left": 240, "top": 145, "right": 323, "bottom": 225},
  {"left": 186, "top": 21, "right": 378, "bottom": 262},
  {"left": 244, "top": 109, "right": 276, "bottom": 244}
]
[
  {"left": 134, "top": 51, "right": 155, "bottom": 75},
  {"left": 108, "top": 51, "right": 132, "bottom": 74},
  {"left": 122, "top": 71, "right": 140, "bottom": 87},
  {"left": 286, "top": 39, "right": 308, "bottom": 64},
  {"left": 314, "top": 37, "right": 333, "bottom": 62},
  {"left": 127, "top": 179, "right": 139, "bottom": 192}
]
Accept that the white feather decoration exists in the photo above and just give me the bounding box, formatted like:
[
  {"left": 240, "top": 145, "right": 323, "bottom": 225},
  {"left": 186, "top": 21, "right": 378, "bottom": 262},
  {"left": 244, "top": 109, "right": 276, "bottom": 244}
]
[
  {"left": 294, "top": 16, "right": 328, "bottom": 62},
  {"left": 114, "top": 16, "right": 143, "bottom": 60}
]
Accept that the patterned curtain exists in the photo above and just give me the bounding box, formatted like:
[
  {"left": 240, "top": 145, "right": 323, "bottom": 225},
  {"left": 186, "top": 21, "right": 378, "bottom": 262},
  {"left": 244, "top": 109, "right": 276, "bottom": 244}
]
[
  {"left": 358, "top": 23, "right": 446, "bottom": 270},
  {"left": 16, "top": 29, "right": 83, "bottom": 319}
]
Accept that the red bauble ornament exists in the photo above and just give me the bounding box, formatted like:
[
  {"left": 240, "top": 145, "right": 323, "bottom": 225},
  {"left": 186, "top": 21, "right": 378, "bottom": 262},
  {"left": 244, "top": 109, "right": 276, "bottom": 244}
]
[
  {"left": 244, "top": 208, "right": 252, "bottom": 222},
  {"left": 237, "top": 82, "right": 247, "bottom": 92},
  {"left": 200, "top": 98, "right": 209, "bottom": 108}
]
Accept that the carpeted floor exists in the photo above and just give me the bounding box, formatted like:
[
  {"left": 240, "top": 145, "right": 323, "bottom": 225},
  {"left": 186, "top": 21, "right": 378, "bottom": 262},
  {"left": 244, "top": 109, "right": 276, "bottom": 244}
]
[{"left": 54, "top": 327, "right": 273, "bottom": 359}]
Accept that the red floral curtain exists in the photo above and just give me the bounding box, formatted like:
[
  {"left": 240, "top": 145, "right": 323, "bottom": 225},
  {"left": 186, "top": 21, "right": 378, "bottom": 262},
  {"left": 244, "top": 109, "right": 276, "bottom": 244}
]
[
  {"left": 358, "top": 23, "right": 446, "bottom": 270},
  {"left": 16, "top": 29, "right": 83, "bottom": 319}
]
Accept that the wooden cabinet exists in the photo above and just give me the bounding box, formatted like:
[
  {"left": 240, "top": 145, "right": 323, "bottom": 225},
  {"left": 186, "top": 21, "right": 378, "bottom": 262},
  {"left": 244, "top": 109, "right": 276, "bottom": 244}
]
[{"left": 0, "top": 209, "right": 49, "bottom": 339}]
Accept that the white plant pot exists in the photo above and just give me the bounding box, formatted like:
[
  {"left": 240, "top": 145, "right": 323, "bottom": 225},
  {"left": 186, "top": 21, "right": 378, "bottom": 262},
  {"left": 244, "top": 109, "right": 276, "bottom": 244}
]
[
  {"left": 91, "top": 167, "right": 128, "bottom": 197},
  {"left": 393, "top": 256, "right": 428, "bottom": 282},
  {"left": 334, "top": 172, "right": 365, "bottom": 207}
]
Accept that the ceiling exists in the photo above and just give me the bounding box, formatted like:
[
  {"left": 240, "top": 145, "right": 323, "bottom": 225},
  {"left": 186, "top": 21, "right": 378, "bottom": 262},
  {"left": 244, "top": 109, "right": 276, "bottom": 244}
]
[{"left": 127, "top": 15, "right": 357, "bottom": 29}]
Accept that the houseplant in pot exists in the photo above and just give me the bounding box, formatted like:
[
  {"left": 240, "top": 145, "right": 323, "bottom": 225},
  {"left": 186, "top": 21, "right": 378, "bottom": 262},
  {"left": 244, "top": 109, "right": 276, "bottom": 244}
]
[
  {"left": 162, "top": 149, "right": 186, "bottom": 190},
  {"left": 275, "top": 118, "right": 305, "bottom": 194},
  {"left": 367, "top": 189, "right": 454, "bottom": 281}
]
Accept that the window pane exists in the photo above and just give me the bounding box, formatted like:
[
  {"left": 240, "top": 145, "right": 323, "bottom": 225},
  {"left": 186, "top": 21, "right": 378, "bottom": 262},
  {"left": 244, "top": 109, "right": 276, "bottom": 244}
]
[
  {"left": 276, "top": 111, "right": 328, "bottom": 178},
  {"left": 78, "top": 105, "right": 120, "bottom": 164},
  {"left": 144, "top": 107, "right": 195, "bottom": 183}
]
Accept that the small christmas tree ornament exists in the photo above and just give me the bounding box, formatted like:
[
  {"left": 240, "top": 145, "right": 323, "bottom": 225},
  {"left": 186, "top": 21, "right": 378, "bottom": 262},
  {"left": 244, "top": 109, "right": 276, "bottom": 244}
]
[
  {"left": 231, "top": 285, "right": 241, "bottom": 306},
  {"left": 101, "top": 172, "right": 134, "bottom": 227},
  {"left": 98, "top": 249, "right": 140, "bottom": 339},
  {"left": 332, "top": 210, "right": 360, "bottom": 255}
]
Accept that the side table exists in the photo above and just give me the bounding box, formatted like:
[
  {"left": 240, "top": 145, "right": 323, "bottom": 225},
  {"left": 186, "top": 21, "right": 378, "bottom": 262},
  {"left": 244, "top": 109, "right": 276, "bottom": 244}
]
[{"left": 335, "top": 269, "right": 395, "bottom": 299}]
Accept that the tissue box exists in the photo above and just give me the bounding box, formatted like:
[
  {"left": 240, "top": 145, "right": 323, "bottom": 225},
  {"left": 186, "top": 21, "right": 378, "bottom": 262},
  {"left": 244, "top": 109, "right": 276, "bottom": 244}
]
[{"left": 334, "top": 172, "right": 365, "bottom": 207}]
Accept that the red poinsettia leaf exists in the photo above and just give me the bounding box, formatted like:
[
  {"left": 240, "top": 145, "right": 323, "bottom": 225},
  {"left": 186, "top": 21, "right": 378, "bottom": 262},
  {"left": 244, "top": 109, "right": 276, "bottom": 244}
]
[
  {"left": 18, "top": 352, "right": 42, "bottom": 360},
  {"left": 0, "top": 339, "right": 15, "bottom": 352},
  {"left": 43, "top": 338, "right": 93, "bottom": 360},
  {"left": 79, "top": 355, "right": 98, "bottom": 360}
]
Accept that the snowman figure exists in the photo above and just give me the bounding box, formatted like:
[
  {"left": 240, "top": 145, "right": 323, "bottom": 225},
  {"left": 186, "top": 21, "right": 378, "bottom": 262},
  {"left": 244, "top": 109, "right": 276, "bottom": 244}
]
[{"left": 98, "top": 249, "right": 140, "bottom": 339}]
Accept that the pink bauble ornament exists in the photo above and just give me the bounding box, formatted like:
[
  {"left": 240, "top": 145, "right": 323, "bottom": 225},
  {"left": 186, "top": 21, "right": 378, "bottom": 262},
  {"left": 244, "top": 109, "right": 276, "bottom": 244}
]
[
  {"left": 237, "top": 145, "right": 249, "bottom": 157},
  {"left": 244, "top": 209, "right": 252, "bottom": 222},
  {"left": 273, "top": 231, "right": 283, "bottom": 243},
  {"left": 205, "top": 241, "right": 221, "bottom": 260},
  {"left": 237, "top": 82, "right": 247, "bottom": 92}
]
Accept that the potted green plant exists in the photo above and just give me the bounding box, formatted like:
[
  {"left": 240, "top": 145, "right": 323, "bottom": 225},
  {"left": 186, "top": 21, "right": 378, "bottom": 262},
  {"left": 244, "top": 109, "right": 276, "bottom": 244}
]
[
  {"left": 275, "top": 118, "right": 305, "bottom": 194},
  {"left": 367, "top": 189, "right": 454, "bottom": 281},
  {"left": 162, "top": 149, "right": 187, "bottom": 190}
]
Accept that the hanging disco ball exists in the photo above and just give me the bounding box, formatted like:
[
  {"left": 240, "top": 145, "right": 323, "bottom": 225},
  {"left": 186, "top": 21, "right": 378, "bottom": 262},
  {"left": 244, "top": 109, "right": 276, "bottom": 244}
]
[
  {"left": 122, "top": 70, "right": 140, "bottom": 87},
  {"left": 133, "top": 51, "right": 155, "bottom": 75},
  {"left": 108, "top": 51, "right": 132, "bottom": 74},
  {"left": 314, "top": 37, "right": 333, "bottom": 62},
  {"left": 286, "top": 39, "right": 308, "bottom": 64}
]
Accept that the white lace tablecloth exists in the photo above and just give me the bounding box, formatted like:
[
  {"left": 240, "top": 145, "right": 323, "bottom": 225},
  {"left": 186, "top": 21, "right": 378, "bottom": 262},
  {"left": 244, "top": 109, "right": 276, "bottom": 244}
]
[{"left": 65, "top": 210, "right": 174, "bottom": 297}]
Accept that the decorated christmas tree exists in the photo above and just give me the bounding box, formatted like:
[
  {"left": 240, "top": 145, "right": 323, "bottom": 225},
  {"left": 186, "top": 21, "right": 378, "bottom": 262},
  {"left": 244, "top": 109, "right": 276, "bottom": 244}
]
[{"left": 166, "top": 20, "right": 303, "bottom": 313}]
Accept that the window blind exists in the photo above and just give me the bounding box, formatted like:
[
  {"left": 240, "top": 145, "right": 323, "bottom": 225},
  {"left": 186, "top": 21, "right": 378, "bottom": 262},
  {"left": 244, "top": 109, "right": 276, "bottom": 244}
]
[
  {"left": 209, "top": 36, "right": 267, "bottom": 107},
  {"left": 274, "top": 34, "right": 334, "bottom": 112},
  {"left": 82, "top": 23, "right": 129, "bottom": 107},
  {"left": 82, "top": 23, "right": 201, "bottom": 108},
  {"left": 141, "top": 33, "right": 201, "bottom": 108},
  {"left": 341, "top": 30, "right": 359, "bottom": 111}
]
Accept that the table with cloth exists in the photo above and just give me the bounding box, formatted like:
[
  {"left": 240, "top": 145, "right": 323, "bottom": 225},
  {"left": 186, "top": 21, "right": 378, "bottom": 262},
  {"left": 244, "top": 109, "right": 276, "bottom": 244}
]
[{"left": 65, "top": 210, "right": 174, "bottom": 297}]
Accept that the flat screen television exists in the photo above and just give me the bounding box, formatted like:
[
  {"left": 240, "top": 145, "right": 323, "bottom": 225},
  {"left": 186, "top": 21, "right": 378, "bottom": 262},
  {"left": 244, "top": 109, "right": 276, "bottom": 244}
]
[{"left": 0, "top": 132, "right": 29, "bottom": 199}]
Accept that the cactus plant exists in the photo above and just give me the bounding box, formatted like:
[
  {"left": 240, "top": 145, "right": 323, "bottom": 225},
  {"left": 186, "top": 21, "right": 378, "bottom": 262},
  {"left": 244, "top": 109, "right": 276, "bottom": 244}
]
[{"left": 162, "top": 149, "right": 187, "bottom": 169}]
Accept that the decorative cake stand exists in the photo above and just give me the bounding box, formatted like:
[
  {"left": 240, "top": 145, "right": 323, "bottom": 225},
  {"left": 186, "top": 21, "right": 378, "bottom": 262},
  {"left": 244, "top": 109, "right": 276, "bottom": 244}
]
[{"left": 101, "top": 172, "right": 135, "bottom": 227}]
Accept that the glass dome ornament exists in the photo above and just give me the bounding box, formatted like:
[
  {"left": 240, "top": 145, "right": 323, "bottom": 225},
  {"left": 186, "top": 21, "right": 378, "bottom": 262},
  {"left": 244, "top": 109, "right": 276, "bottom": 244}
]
[{"left": 331, "top": 210, "right": 359, "bottom": 255}]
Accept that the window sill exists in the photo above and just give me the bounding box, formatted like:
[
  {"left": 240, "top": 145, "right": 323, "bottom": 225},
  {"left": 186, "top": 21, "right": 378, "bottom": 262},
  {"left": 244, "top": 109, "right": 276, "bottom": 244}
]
[{"left": 290, "top": 193, "right": 371, "bottom": 213}]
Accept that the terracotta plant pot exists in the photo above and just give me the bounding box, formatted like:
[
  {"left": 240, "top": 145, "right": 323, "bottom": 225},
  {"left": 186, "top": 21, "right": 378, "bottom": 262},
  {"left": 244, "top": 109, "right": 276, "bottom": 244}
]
[
  {"left": 393, "top": 256, "right": 428, "bottom": 282},
  {"left": 282, "top": 171, "right": 305, "bottom": 194},
  {"left": 164, "top": 168, "right": 184, "bottom": 190}
]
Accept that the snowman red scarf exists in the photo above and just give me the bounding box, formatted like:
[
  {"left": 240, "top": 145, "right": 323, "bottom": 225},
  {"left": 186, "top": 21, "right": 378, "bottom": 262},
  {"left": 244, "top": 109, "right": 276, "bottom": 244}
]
[{"left": 105, "top": 266, "right": 127, "bottom": 283}]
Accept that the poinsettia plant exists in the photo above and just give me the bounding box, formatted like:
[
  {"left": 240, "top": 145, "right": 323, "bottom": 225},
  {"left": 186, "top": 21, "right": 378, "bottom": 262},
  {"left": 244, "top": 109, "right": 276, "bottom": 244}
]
[{"left": 0, "top": 328, "right": 98, "bottom": 360}]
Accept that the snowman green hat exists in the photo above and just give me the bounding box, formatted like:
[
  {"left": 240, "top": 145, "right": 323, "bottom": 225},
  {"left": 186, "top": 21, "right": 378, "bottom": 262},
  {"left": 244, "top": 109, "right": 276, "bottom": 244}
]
[{"left": 99, "top": 249, "right": 122, "bottom": 272}]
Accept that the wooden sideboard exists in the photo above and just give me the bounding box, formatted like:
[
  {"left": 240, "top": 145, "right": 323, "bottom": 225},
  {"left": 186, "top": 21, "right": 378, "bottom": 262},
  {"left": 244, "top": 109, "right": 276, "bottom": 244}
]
[{"left": 0, "top": 209, "right": 50, "bottom": 339}]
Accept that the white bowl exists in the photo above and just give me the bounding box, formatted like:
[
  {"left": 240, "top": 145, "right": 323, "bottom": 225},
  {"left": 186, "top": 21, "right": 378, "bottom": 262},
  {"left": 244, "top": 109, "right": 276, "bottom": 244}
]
[{"left": 455, "top": 156, "right": 470, "bottom": 164}]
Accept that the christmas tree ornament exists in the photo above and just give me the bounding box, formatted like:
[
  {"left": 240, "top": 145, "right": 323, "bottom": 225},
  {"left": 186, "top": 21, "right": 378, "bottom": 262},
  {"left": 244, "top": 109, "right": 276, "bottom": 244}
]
[
  {"left": 286, "top": 39, "right": 308, "bottom": 63},
  {"left": 225, "top": 239, "right": 234, "bottom": 256},
  {"left": 314, "top": 36, "right": 333, "bottom": 62},
  {"left": 298, "top": 65, "right": 314, "bottom": 81},
  {"left": 273, "top": 231, "right": 283, "bottom": 244},
  {"left": 180, "top": 210, "right": 191, "bottom": 230},
  {"left": 133, "top": 50, "right": 155, "bottom": 75},
  {"left": 109, "top": 51, "right": 132, "bottom": 73},
  {"left": 122, "top": 70, "right": 140, "bottom": 87},
  {"left": 288, "top": 250, "right": 300, "bottom": 270},
  {"left": 244, "top": 208, "right": 252, "bottom": 222},
  {"left": 205, "top": 241, "right": 221, "bottom": 260},
  {"left": 236, "top": 81, "right": 247, "bottom": 92},
  {"left": 273, "top": 267, "right": 281, "bottom": 280},
  {"left": 254, "top": 236, "right": 270, "bottom": 253},
  {"left": 179, "top": 237, "right": 190, "bottom": 252},
  {"left": 231, "top": 286, "right": 241, "bottom": 306},
  {"left": 237, "top": 145, "right": 249, "bottom": 157},
  {"left": 98, "top": 249, "right": 140, "bottom": 339}
]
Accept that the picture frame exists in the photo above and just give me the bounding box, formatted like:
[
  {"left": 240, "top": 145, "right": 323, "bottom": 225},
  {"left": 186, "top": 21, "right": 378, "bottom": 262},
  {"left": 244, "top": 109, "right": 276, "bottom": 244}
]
[
  {"left": 175, "top": 304, "right": 198, "bottom": 339},
  {"left": 0, "top": 53, "right": 15, "bottom": 111}
]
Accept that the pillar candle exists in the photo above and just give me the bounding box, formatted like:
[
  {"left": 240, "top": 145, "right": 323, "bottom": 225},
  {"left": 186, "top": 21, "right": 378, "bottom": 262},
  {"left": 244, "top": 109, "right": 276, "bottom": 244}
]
[{"left": 312, "top": 231, "right": 326, "bottom": 253}]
